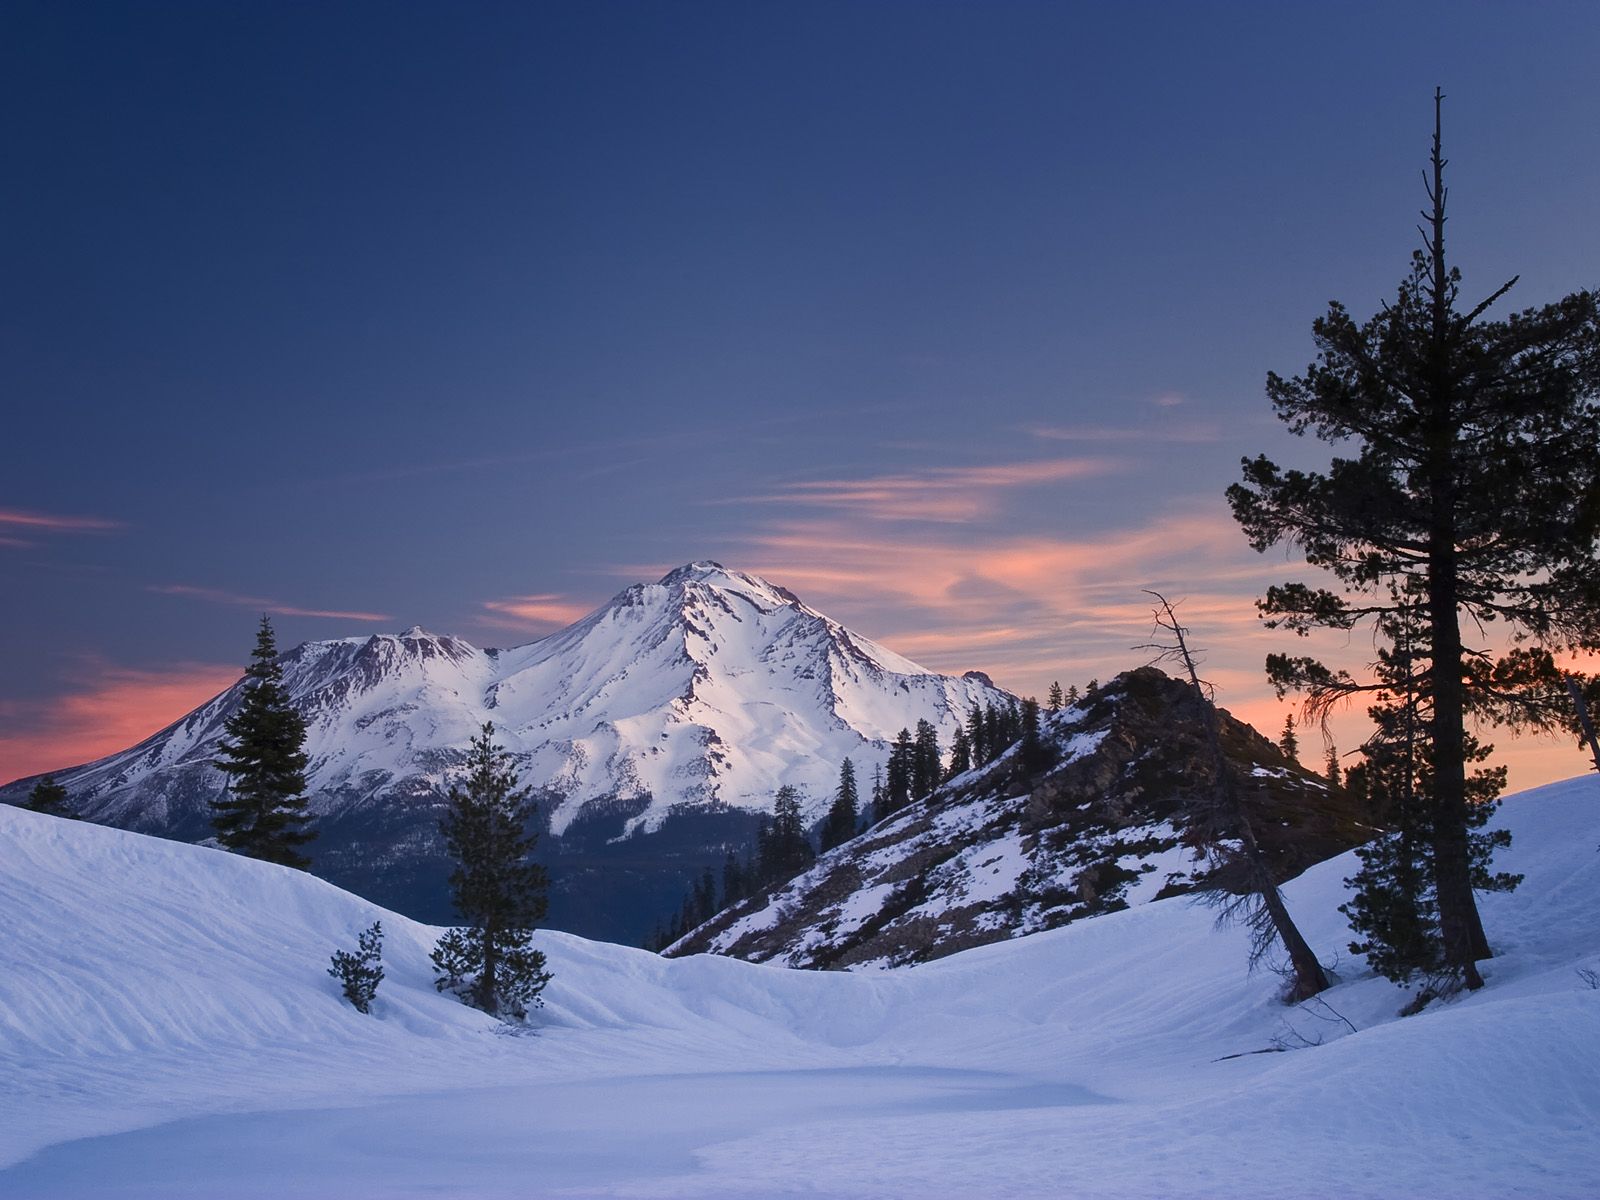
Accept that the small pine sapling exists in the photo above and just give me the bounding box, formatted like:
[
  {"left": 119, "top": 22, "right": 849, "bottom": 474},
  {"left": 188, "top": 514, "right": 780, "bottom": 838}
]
[{"left": 328, "top": 921, "right": 384, "bottom": 1014}]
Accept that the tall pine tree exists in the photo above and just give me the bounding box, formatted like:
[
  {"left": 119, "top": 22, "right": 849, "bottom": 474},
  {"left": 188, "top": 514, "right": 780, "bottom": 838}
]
[
  {"left": 431, "top": 723, "right": 552, "bottom": 1019},
  {"left": 212, "top": 616, "right": 316, "bottom": 869},
  {"left": 1227, "top": 92, "right": 1600, "bottom": 989},
  {"left": 911, "top": 719, "right": 941, "bottom": 800},
  {"left": 759, "top": 784, "right": 814, "bottom": 883},
  {"left": 820, "top": 758, "right": 860, "bottom": 852}
]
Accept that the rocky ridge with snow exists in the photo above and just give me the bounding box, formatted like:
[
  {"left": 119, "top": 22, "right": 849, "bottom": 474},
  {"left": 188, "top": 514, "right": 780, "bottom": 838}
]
[
  {"left": 0, "top": 562, "right": 1011, "bottom": 939},
  {"left": 671, "top": 667, "right": 1363, "bottom": 968}
]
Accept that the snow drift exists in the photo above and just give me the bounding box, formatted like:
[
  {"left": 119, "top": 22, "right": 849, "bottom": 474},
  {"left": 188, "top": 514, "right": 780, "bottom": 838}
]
[{"left": 2, "top": 778, "right": 1598, "bottom": 1197}]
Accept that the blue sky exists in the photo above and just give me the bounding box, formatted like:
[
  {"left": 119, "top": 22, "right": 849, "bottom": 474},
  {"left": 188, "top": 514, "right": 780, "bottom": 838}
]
[{"left": 4, "top": 1, "right": 1599, "bottom": 785}]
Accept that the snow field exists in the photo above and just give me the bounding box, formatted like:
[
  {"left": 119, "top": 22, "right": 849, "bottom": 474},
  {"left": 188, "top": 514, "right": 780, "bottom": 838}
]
[{"left": 3, "top": 777, "right": 1599, "bottom": 1197}]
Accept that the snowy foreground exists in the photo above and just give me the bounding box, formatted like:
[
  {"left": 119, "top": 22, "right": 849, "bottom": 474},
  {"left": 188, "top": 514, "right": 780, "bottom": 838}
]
[{"left": 3, "top": 781, "right": 1599, "bottom": 1198}]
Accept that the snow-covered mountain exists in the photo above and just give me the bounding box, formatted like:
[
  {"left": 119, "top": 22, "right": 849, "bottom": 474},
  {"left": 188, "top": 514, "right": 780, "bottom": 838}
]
[
  {"left": 5, "top": 772, "right": 1598, "bottom": 1196},
  {"left": 672, "top": 668, "right": 1363, "bottom": 968},
  {"left": 0, "top": 562, "right": 1011, "bottom": 938}
]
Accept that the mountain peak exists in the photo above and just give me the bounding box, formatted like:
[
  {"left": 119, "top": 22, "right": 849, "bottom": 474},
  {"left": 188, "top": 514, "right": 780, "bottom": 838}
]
[
  {"left": 657, "top": 560, "right": 732, "bottom": 585},
  {"left": 651, "top": 561, "right": 801, "bottom": 609}
]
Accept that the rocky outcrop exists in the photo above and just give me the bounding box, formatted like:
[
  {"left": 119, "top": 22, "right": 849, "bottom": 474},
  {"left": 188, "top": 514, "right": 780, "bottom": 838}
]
[{"left": 669, "top": 667, "right": 1363, "bottom": 969}]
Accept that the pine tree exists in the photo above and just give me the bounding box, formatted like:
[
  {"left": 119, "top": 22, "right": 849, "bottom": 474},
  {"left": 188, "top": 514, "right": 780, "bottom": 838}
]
[
  {"left": 1340, "top": 594, "right": 1521, "bottom": 989},
  {"left": 1278, "top": 715, "right": 1299, "bottom": 763},
  {"left": 431, "top": 723, "right": 552, "bottom": 1020},
  {"left": 1226, "top": 92, "right": 1599, "bottom": 989},
  {"left": 1047, "top": 681, "right": 1064, "bottom": 712},
  {"left": 911, "top": 719, "right": 941, "bottom": 799},
  {"left": 965, "top": 704, "right": 987, "bottom": 768},
  {"left": 946, "top": 725, "right": 972, "bottom": 779},
  {"left": 881, "top": 729, "right": 914, "bottom": 819},
  {"left": 1066, "top": 684, "right": 1080, "bottom": 705},
  {"left": 820, "top": 758, "right": 860, "bottom": 852},
  {"left": 328, "top": 921, "right": 384, "bottom": 1014},
  {"left": 25, "top": 775, "right": 75, "bottom": 818},
  {"left": 722, "top": 849, "right": 746, "bottom": 907},
  {"left": 759, "top": 785, "right": 814, "bottom": 883},
  {"left": 211, "top": 616, "right": 316, "bottom": 869},
  {"left": 1324, "top": 744, "right": 1342, "bottom": 790},
  {"left": 694, "top": 866, "right": 718, "bottom": 924},
  {"left": 1019, "top": 696, "right": 1047, "bottom": 772}
]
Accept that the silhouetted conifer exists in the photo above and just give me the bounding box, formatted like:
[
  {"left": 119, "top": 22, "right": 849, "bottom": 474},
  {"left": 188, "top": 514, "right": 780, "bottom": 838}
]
[
  {"left": 211, "top": 616, "right": 315, "bottom": 869},
  {"left": 431, "top": 723, "right": 551, "bottom": 1020},
  {"left": 25, "top": 775, "right": 75, "bottom": 819}
]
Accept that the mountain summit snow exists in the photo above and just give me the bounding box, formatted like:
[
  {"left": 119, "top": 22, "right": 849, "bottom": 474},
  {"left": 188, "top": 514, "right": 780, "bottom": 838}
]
[{"left": 1, "top": 562, "right": 1011, "bottom": 938}]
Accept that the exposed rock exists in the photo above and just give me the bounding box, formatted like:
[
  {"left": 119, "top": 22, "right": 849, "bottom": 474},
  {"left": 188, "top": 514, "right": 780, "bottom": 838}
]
[{"left": 669, "top": 667, "right": 1362, "bottom": 969}]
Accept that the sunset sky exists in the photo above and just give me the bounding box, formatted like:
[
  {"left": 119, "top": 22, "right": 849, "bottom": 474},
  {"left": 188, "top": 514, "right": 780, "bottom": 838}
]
[{"left": 4, "top": 1, "right": 1599, "bottom": 790}]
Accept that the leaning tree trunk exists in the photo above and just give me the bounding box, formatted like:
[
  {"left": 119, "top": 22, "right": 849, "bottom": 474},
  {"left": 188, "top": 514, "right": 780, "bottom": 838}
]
[{"left": 1147, "top": 592, "right": 1329, "bottom": 1000}]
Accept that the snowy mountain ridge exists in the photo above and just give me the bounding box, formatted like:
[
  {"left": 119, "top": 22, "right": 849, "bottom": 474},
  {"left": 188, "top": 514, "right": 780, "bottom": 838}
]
[
  {"left": 3, "top": 561, "right": 1006, "bottom": 834},
  {"left": 0, "top": 562, "right": 1011, "bottom": 937}
]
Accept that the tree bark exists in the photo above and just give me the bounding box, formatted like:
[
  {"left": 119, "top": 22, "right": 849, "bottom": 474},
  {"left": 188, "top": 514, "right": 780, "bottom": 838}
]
[{"left": 1423, "top": 88, "right": 1487, "bottom": 987}]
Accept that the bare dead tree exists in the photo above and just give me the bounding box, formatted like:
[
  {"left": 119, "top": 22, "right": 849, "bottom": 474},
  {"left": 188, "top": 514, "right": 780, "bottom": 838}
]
[{"left": 1139, "top": 591, "right": 1331, "bottom": 1001}]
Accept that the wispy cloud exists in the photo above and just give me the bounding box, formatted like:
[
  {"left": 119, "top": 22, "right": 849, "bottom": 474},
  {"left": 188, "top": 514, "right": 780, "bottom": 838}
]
[
  {"left": 1023, "top": 422, "right": 1221, "bottom": 444},
  {"left": 148, "top": 584, "right": 391, "bottom": 622},
  {"left": 0, "top": 507, "right": 125, "bottom": 550},
  {"left": 713, "top": 502, "right": 1315, "bottom": 702},
  {"left": 739, "top": 456, "right": 1122, "bottom": 523},
  {"left": 480, "top": 594, "right": 595, "bottom": 630},
  {"left": 0, "top": 661, "right": 241, "bottom": 786}
]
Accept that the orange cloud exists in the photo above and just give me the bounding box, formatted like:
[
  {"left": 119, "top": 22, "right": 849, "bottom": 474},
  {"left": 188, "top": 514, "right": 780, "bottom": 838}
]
[
  {"left": 0, "top": 662, "right": 241, "bottom": 785},
  {"left": 481, "top": 594, "right": 595, "bottom": 630},
  {"left": 739, "top": 457, "right": 1123, "bottom": 522},
  {"left": 149, "top": 584, "right": 391, "bottom": 622}
]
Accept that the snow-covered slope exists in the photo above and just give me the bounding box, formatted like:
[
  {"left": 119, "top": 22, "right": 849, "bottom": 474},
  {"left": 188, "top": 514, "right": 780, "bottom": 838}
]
[
  {"left": 3, "top": 779, "right": 1598, "bottom": 1197},
  {"left": 2, "top": 563, "right": 1005, "bottom": 838}
]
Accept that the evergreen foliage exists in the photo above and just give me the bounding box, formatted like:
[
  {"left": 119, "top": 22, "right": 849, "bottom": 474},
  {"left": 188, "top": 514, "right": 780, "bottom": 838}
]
[
  {"left": 965, "top": 705, "right": 987, "bottom": 767},
  {"left": 25, "top": 775, "right": 75, "bottom": 819},
  {"left": 1226, "top": 93, "right": 1600, "bottom": 988},
  {"left": 820, "top": 759, "right": 860, "bottom": 852},
  {"left": 946, "top": 725, "right": 972, "bottom": 779},
  {"left": 759, "top": 785, "right": 814, "bottom": 884},
  {"left": 1047, "top": 680, "right": 1064, "bottom": 711},
  {"left": 880, "top": 729, "right": 914, "bottom": 820},
  {"left": 1324, "top": 745, "right": 1342, "bottom": 790},
  {"left": 431, "top": 723, "right": 551, "bottom": 1020},
  {"left": 211, "top": 616, "right": 316, "bottom": 869},
  {"left": 1018, "top": 697, "right": 1048, "bottom": 772},
  {"left": 328, "top": 921, "right": 384, "bottom": 1014},
  {"left": 1340, "top": 598, "right": 1522, "bottom": 987},
  {"left": 1278, "top": 715, "right": 1300, "bottom": 763},
  {"left": 722, "top": 850, "right": 747, "bottom": 907},
  {"left": 911, "top": 719, "right": 941, "bottom": 800}
]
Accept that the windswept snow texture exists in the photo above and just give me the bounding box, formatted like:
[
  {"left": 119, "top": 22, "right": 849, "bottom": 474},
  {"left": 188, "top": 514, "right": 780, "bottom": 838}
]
[
  {"left": 0, "top": 562, "right": 1007, "bottom": 838},
  {"left": 3, "top": 780, "right": 1599, "bottom": 1198}
]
